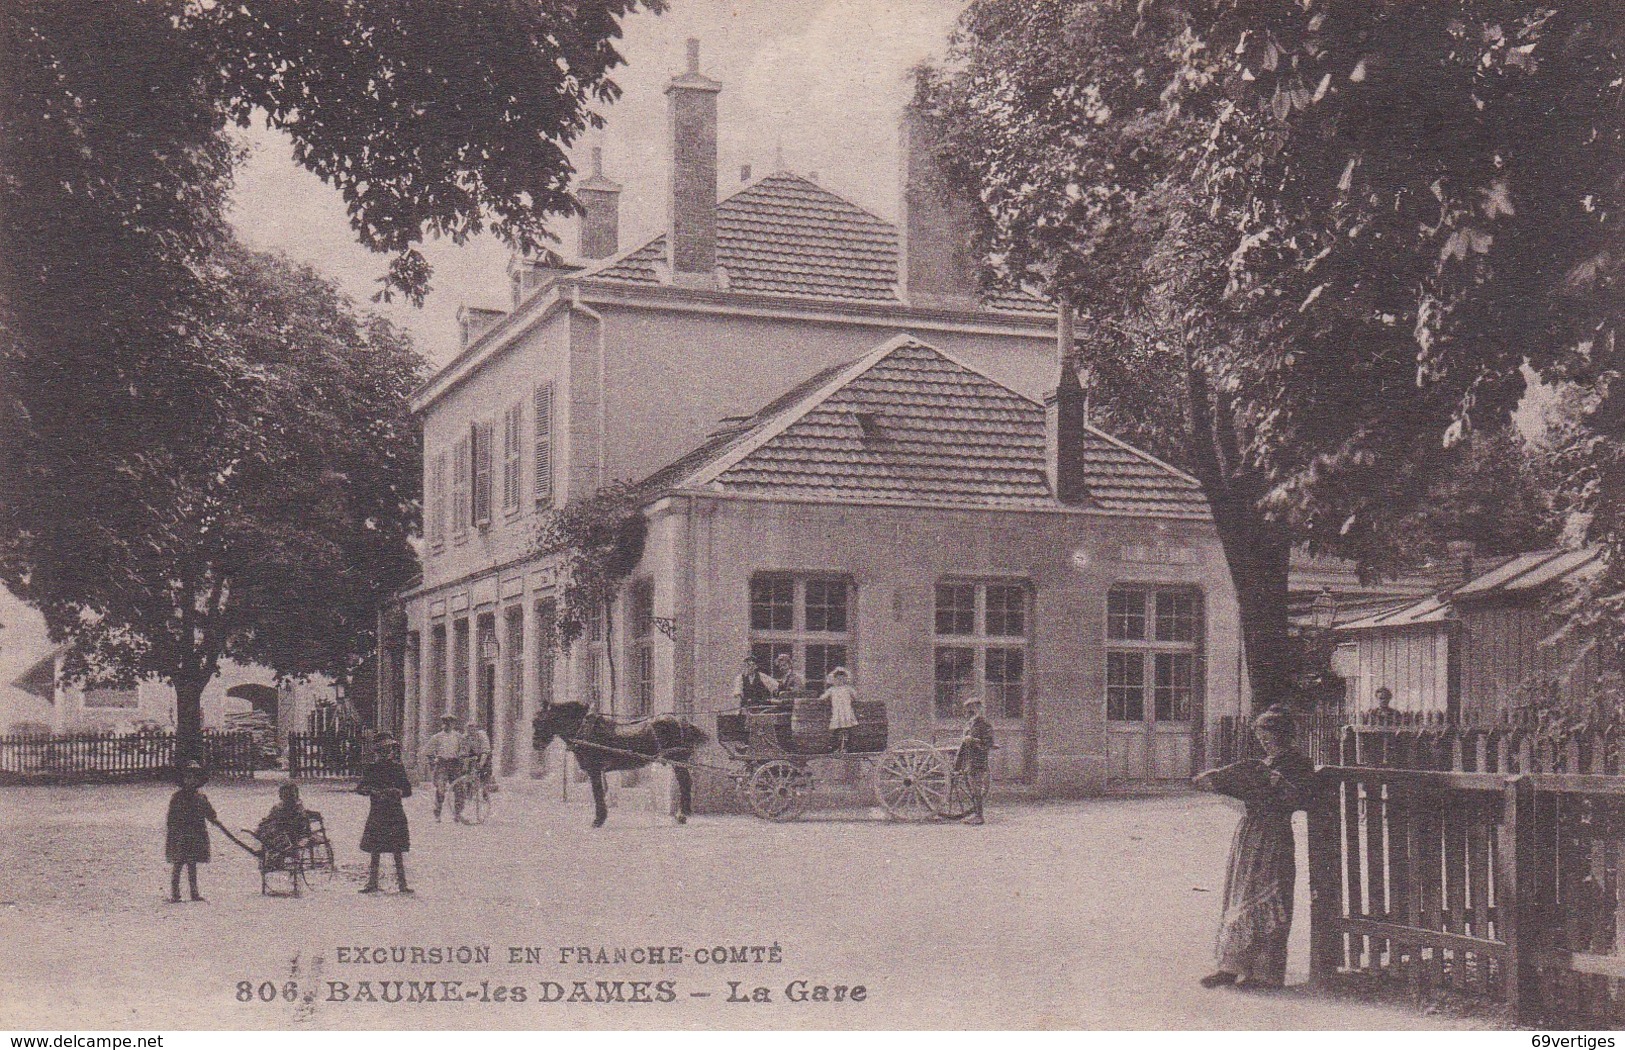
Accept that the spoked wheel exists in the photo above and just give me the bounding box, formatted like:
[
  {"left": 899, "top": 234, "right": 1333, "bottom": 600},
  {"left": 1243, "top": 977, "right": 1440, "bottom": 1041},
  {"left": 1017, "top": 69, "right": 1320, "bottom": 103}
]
[
  {"left": 875, "top": 741, "right": 951, "bottom": 821},
  {"left": 747, "top": 760, "right": 809, "bottom": 822},
  {"left": 934, "top": 770, "right": 980, "bottom": 821},
  {"left": 459, "top": 779, "right": 490, "bottom": 825}
]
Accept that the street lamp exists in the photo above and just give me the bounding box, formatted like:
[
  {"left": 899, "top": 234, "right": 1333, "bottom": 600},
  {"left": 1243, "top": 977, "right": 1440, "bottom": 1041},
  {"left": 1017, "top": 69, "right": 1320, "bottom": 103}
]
[
  {"left": 479, "top": 632, "right": 500, "bottom": 664},
  {"left": 1311, "top": 588, "right": 1337, "bottom": 632}
]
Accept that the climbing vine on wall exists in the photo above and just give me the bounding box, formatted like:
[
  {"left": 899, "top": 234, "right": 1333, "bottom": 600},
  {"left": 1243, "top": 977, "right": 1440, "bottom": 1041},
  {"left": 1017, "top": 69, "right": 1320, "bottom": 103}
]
[{"left": 531, "top": 481, "right": 648, "bottom": 654}]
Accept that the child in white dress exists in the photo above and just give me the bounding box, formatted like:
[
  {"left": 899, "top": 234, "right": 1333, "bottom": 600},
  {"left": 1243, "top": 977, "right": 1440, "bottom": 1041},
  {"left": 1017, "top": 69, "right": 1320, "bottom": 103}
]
[{"left": 822, "top": 667, "right": 859, "bottom": 752}]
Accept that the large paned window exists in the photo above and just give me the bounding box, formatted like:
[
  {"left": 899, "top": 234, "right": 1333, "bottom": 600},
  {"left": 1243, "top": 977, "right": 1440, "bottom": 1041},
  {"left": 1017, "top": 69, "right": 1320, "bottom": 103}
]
[
  {"left": 579, "top": 604, "right": 605, "bottom": 710},
  {"left": 933, "top": 581, "right": 1029, "bottom": 719},
  {"left": 748, "top": 573, "right": 852, "bottom": 693},
  {"left": 628, "top": 578, "right": 655, "bottom": 717},
  {"left": 534, "top": 599, "right": 557, "bottom": 712},
  {"left": 1105, "top": 586, "right": 1203, "bottom": 723}
]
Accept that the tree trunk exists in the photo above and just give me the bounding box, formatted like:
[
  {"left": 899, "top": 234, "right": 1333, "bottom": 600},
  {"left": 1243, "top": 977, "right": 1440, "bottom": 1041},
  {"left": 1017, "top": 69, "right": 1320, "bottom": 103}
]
[
  {"left": 1211, "top": 512, "right": 1296, "bottom": 713},
  {"left": 173, "top": 674, "right": 208, "bottom": 763},
  {"left": 1178, "top": 353, "right": 1299, "bottom": 714}
]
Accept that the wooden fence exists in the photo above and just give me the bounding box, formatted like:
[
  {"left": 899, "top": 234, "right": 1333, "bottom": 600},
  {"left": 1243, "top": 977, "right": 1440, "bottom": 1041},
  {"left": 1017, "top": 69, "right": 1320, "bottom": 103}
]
[
  {"left": 1310, "top": 724, "right": 1625, "bottom": 1023},
  {"left": 0, "top": 730, "right": 257, "bottom": 784},
  {"left": 286, "top": 730, "right": 364, "bottom": 780}
]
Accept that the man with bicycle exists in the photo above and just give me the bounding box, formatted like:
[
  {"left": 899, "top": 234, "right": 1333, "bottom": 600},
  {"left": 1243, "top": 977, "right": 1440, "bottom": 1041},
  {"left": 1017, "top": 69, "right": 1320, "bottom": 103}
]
[
  {"left": 955, "top": 696, "right": 994, "bottom": 825},
  {"left": 423, "top": 715, "right": 465, "bottom": 822},
  {"left": 464, "top": 721, "right": 492, "bottom": 783}
]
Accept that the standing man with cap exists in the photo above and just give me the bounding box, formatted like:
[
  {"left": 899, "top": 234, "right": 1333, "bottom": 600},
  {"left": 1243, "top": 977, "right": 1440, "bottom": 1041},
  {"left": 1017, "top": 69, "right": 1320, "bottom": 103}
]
[
  {"left": 423, "top": 715, "right": 465, "bottom": 821},
  {"left": 955, "top": 697, "right": 995, "bottom": 825}
]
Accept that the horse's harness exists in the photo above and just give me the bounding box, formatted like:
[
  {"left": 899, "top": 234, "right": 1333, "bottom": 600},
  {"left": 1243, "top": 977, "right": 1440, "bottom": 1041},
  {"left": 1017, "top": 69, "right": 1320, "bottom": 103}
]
[{"left": 546, "top": 706, "right": 710, "bottom": 773}]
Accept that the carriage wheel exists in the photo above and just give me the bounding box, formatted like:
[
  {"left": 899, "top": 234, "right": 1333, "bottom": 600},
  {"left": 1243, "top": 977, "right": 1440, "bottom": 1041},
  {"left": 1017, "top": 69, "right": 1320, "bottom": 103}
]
[
  {"left": 875, "top": 742, "right": 951, "bottom": 821},
  {"left": 746, "top": 761, "right": 808, "bottom": 822}
]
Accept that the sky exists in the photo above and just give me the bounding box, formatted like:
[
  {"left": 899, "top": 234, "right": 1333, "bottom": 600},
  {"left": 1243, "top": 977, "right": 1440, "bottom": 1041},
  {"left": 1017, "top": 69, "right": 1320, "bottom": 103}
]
[{"left": 228, "top": 0, "right": 966, "bottom": 368}]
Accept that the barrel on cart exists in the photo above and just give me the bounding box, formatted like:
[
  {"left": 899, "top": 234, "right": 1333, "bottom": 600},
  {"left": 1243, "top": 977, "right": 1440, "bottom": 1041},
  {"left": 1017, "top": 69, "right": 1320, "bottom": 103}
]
[{"left": 717, "top": 698, "right": 957, "bottom": 822}]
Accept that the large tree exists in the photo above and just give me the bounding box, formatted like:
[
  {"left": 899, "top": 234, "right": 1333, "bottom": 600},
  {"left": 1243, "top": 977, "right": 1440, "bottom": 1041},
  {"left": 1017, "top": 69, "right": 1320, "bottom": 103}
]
[
  {"left": 920, "top": 0, "right": 1621, "bottom": 707},
  {"left": 0, "top": 1, "right": 659, "bottom": 713},
  {"left": 31, "top": 244, "right": 424, "bottom": 754}
]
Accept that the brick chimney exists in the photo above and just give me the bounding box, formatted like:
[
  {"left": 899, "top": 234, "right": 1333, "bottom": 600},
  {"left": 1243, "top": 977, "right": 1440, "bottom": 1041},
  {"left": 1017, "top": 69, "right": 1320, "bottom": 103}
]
[
  {"left": 897, "top": 105, "right": 979, "bottom": 311},
  {"left": 1045, "top": 298, "right": 1092, "bottom": 506},
  {"left": 665, "top": 38, "right": 721, "bottom": 289},
  {"left": 577, "top": 147, "right": 621, "bottom": 261}
]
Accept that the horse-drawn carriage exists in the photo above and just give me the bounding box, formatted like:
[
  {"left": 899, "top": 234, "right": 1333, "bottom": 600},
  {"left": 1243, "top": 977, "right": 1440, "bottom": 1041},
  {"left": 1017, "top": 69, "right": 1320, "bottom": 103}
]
[
  {"left": 531, "top": 694, "right": 980, "bottom": 826},
  {"left": 717, "top": 696, "right": 976, "bottom": 822}
]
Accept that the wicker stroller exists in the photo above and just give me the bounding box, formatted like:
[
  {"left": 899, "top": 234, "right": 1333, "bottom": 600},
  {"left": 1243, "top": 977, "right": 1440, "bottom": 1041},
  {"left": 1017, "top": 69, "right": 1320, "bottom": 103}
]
[{"left": 239, "top": 806, "right": 335, "bottom": 896}]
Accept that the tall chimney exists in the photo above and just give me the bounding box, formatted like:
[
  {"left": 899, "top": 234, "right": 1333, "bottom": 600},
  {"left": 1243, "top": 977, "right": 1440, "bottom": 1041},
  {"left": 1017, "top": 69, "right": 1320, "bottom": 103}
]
[
  {"left": 577, "top": 146, "right": 622, "bottom": 261},
  {"left": 897, "top": 105, "right": 980, "bottom": 311},
  {"left": 665, "top": 38, "right": 721, "bottom": 288},
  {"left": 457, "top": 304, "right": 507, "bottom": 348},
  {"left": 1046, "top": 298, "right": 1093, "bottom": 506},
  {"left": 1439, "top": 540, "right": 1478, "bottom": 593}
]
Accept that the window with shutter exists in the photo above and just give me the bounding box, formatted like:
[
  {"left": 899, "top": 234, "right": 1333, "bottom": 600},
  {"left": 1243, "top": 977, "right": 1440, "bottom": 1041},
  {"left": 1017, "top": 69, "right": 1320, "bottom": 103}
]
[
  {"left": 533, "top": 382, "right": 554, "bottom": 507},
  {"left": 451, "top": 436, "right": 471, "bottom": 538},
  {"left": 472, "top": 420, "right": 493, "bottom": 527},
  {"left": 428, "top": 451, "right": 448, "bottom": 548},
  {"left": 501, "top": 401, "right": 523, "bottom": 513}
]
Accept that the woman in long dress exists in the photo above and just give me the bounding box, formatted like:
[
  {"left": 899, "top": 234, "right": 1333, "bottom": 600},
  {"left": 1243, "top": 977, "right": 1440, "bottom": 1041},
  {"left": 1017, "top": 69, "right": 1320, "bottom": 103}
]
[{"left": 1191, "top": 705, "right": 1317, "bottom": 989}]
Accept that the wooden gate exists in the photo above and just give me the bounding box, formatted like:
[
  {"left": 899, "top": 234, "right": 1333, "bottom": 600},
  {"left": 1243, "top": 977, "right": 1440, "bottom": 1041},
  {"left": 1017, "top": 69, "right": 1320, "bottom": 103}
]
[{"left": 1310, "top": 730, "right": 1625, "bottom": 1024}]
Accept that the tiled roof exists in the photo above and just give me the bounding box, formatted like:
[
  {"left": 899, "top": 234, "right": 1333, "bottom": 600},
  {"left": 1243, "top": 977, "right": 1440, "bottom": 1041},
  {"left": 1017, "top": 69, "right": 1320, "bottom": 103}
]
[
  {"left": 646, "top": 335, "right": 1209, "bottom": 516},
  {"left": 591, "top": 173, "right": 1049, "bottom": 315}
]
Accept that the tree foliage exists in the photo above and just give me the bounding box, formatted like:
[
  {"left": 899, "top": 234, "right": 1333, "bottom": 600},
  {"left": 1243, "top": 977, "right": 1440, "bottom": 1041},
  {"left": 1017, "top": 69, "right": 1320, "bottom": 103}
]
[
  {"left": 5, "top": 244, "right": 424, "bottom": 754},
  {"left": 0, "top": 1, "right": 658, "bottom": 740},
  {"left": 1404, "top": 426, "right": 1564, "bottom": 560},
  {"left": 920, "top": 0, "right": 1621, "bottom": 706}
]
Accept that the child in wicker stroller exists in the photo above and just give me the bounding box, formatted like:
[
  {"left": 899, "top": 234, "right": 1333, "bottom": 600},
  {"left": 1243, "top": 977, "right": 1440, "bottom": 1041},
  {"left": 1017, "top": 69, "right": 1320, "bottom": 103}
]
[{"left": 248, "top": 783, "right": 324, "bottom": 896}]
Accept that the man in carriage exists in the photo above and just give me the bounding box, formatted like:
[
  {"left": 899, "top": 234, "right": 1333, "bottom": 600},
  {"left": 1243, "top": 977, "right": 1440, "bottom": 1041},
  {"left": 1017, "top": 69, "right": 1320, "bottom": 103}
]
[{"left": 732, "top": 654, "right": 780, "bottom": 712}]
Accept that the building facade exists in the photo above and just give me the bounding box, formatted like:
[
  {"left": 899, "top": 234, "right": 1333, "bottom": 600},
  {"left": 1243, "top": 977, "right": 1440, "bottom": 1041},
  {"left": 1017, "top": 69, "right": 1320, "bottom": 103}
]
[{"left": 393, "top": 43, "right": 1248, "bottom": 804}]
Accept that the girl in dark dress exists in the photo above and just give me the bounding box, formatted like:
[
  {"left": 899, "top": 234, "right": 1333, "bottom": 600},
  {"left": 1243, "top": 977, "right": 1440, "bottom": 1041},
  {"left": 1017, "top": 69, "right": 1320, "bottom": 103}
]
[
  {"left": 165, "top": 761, "right": 225, "bottom": 903},
  {"left": 357, "top": 733, "right": 412, "bottom": 894},
  {"left": 1191, "top": 706, "right": 1318, "bottom": 989}
]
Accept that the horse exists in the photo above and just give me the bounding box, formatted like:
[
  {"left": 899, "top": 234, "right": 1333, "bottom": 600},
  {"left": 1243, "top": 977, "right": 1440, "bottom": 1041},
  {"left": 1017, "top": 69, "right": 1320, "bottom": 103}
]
[{"left": 532, "top": 701, "right": 708, "bottom": 827}]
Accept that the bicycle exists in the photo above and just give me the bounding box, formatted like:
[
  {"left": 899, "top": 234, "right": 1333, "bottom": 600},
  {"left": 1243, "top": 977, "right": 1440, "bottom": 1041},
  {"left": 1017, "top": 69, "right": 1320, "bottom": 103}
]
[
  {"left": 448, "top": 756, "right": 492, "bottom": 825},
  {"left": 933, "top": 740, "right": 995, "bottom": 822}
]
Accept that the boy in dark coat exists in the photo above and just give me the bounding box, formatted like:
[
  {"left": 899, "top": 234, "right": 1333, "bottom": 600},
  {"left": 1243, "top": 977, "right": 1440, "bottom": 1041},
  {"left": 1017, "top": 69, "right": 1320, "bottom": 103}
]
[
  {"left": 165, "top": 761, "right": 226, "bottom": 902},
  {"left": 357, "top": 733, "right": 413, "bottom": 894},
  {"left": 955, "top": 697, "right": 995, "bottom": 825}
]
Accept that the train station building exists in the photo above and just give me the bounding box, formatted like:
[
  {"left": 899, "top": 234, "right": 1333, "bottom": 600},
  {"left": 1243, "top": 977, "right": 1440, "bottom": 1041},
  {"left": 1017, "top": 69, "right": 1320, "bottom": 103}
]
[{"left": 384, "top": 43, "right": 1244, "bottom": 807}]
